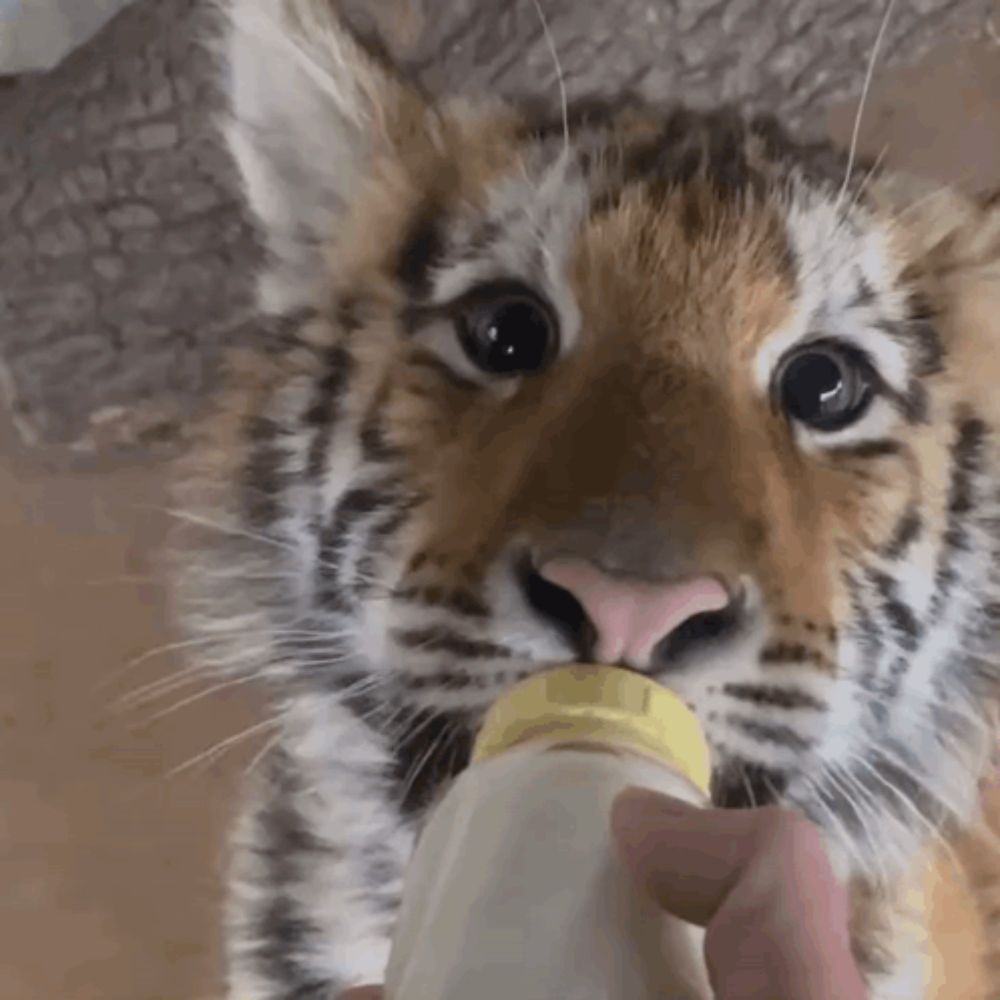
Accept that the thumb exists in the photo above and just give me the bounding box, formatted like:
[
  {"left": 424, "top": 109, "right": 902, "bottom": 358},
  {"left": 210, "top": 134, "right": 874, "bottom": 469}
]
[
  {"left": 610, "top": 786, "right": 864, "bottom": 1000},
  {"left": 611, "top": 786, "right": 794, "bottom": 926}
]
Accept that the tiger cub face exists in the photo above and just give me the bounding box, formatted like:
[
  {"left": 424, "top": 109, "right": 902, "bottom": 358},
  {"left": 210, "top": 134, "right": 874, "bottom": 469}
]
[{"left": 180, "top": 0, "right": 1000, "bottom": 888}]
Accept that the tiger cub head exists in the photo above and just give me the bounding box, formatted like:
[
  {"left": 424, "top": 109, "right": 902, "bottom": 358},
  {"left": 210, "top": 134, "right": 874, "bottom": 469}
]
[{"left": 178, "top": 0, "right": 1000, "bottom": 887}]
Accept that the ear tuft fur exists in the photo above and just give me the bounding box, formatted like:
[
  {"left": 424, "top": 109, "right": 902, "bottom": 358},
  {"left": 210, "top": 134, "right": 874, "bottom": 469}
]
[{"left": 224, "top": 0, "right": 414, "bottom": 310}]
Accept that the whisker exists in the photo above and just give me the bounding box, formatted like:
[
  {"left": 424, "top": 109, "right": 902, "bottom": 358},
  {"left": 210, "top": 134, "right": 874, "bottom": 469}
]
[
  {"left": 398, "top": 715, "right": 456, "bottom": 809},
  {"left": 848, "top": 751, "right": 962, "bottom": 878},
  {"left": 95, "top": 634, "right": 226, "bottom": 692},
  {"left": 150, "top": 505, "right": 296, "bottom": 554},
  {"left": 167, "top": 715, "right": 283, "bottom": 778},
  {"left": 529, "top": 0, "right": 569, "bottom": 153},
  {"left": 874, "top": 743, "right": 971, "bottom": 825},
  {"left": 848, "top": 142, "right": 889, "bottom": 214},
  {"left": 801, "top": 770, "right": 876, "bottom": 887},
  {"left": 836, "top": 0, "right": 897, "bottom": 209},
  {"left": 245, "top": 730, "right": 284, "bottom": 776},
  {"left": 139, "top": 674, "right": 260, "bottom": 726},
  {"left": 829, "top": 758, "right": 909, "bottom": 889},
  {"left": 111, "top": 663, "right": 212, "bottom": 710}
]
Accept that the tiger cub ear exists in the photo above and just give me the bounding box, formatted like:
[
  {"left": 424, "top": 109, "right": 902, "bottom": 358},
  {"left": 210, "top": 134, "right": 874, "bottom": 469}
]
[
  {"left": 871, "top": 172, "right": 1000, "bottom": 417},
  {"left": 869, "top": 172, "right": 1000, "bottom": 276},
  {"left": 224, "top": 0, "right": 429, "bottom": 310}
]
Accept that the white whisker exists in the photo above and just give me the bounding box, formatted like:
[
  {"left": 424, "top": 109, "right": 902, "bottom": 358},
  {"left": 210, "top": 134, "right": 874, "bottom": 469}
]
[
  {"left": 152, "top": 505, "right": 296, "bottom": 554},
  {"left": 96, "top": 634, "right": 225, "bottom": 692},
  {"left": 529, "top": 0, "right": 569, "bottom": 154},
  {"left": 818, "top": 763, "right": 878, "bottom": 867},
  {"left": 140, "top": 674, "right": 260, "bottom": 725},
  {"left": 801, "top": 770, "right": 874, "bottom": 887},
  {"left": 848, "top": 142, "right": 889, "bottom": 214},
  {"left": 398, "top": 715, "right": 457, "bottom": 808},
  {"left": 168, "top": 715, "right": 282, "bottom": 778},
  {"left": 848, "top": 751, "right": 962, "bottom": 878},
  {"left": 836, "top": 0, "right": 897, "bottom": 209},
  {"left": 245, "top": 730, "right": 284, "bottom": 776},
  {"left": 112, "top": 663, "right": 212, "bottom": 710}
]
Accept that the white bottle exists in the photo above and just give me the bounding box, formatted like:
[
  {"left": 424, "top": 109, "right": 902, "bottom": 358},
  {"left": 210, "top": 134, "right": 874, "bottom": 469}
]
[{"left": 384, "top": 664, "right": 714, "bottom": 1000}]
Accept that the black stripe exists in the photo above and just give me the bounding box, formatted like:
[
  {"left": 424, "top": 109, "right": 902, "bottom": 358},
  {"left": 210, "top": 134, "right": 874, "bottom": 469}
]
[
  {"left": 725, "top": 715, "right": 812, "bottom": 751},
  {"left": 251, "top": 752, "right": 340, "bottom": 997},
  {"left": 759, "top": 641, "right": 833, "bottom": 670},
  {"left": 905, "top": 293, "right": 945, "bottom": 377},
  {"left": 880, "top": 506, "right": 922, "bottom": 561},
  {"left": 352, "top": 497, "right": 425, "bottom": 595},
  {"left": 391, "top": 708, "right": 473, "bottom": 817},
  {"left": 867, "top": 569, "right": 921, "bottom": 652},
  {"left": 703, "top": 108, "right": 752, "bottom": 195},
  {"left": 253, "top": 897, "right": 327, "bottom": 996},
  {"left": 875, "top": 310, "right": 945, "bottom": 382},
  {"left": 336, "top": 295, "right": 363, "bottom": 334},
  {"left": 827, "top": 439, "right": 903, "bottom": 461},
  {"left": 865, "top": 654, "right": 910, "bottom": 724},
  {"left": 851, "top": 276, "right": 876, "bottom": 307},
  {"left": 897, "top": 380, "right": 929, "bottom": 424},
  {"left": 316, "top": 481, "right": 401, "bottom": 604},
  {"left": 748, "top": 113, "right": 859, "bottom": 189},
  {"left": 247, "top": 307, "right": 320, "bottom": 355},
  {"left": 516, "top": 91, "right": 645, "bottom": 143},
  {"left": 711, "top": 758, "right": 788, "bottom": 808},
  {"left": 399, "top": 670, "right": 489, "bottom": 691},
  {"left": 392, "top": 626, "right": 513, "bottom": 660},
  {"left": 929, "top": 413, "right": 988, "bottom": 619},
  {"left": 722, "top": 683, "right": 826, "bottom": 711},
  {"left": 396, "top": 199, "right": 446, "bottom": 300},
  {"left": 303, "top": 345, "right": 354, "bottom": 482},
  {"left": 359, "top": 414, "right": 400, "bottom": 463},
  {"left": 394, "top": 584, "right": 490, "bottom": 619},
  {"left": 242, "top": 415, "right": 294, "bottom": 529},
  {"left": 843, "top": 568, "right": 884, "bottom": 673},
  {"left": 624, "top": 107, "right": 705, "bottom": 188}
]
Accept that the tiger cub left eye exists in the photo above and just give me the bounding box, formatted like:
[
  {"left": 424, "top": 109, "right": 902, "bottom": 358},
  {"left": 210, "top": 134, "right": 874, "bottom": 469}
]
[
  {"left": 776, "top": 341, "right": 875, "bottom": 431},
  {"left": 455, "top": 286, "right": 559, "bottom": 377}
]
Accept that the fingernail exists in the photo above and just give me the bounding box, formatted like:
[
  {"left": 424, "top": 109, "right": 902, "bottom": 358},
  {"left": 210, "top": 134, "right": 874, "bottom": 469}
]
[{"left": 612, "top": 786, "right": 697, "bottom": 831}]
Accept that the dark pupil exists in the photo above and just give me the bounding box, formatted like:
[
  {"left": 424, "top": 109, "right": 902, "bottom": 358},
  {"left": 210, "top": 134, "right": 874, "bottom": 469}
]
[
  {"left": 471, "top": 300, "right": 550, "bottom": 374},
  {"left": 782, "top": 353, "right": 848, "bottom": 424}
]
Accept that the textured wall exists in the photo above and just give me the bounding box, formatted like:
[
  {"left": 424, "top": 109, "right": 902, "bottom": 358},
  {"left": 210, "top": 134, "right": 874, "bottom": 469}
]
[
  {"left": 0, "top": 0, "right": 993, "bottom": 454},
  {"left": 0, "top": 0, "right": 136, "bottom": 73}
]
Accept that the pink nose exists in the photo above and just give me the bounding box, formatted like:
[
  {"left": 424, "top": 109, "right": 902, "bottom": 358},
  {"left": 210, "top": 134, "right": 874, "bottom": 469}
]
[{"left": 539, "top": 557, "right": 732, "bottom": 665}]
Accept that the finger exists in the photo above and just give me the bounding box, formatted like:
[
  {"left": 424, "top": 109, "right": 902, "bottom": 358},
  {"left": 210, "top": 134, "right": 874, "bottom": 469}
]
[
  {"left": 337, "top": 987, "right": 384, "bottom": 1000},
  {"left": 611, "top": 788, "right": 866, "bottom": 1000},
  {"left": 610, "top": 787, "right": 777, "bottom": 925}
]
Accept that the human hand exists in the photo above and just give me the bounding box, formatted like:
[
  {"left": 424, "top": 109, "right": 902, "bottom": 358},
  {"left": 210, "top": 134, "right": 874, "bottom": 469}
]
[
  {"left": 611, "top": 787, "right": 866, "bottom": 999},
  {"left": 338, "top": 789, "right": 866, "bottom": 1000}
]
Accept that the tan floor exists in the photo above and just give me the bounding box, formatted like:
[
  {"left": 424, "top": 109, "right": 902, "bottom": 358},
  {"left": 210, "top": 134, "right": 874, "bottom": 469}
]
[
  {"left": 2, "top": 34, "right": 1000, "bottom": 1000},
  {"left": 0, "top": 419, "right": 262, "bottom": 1000}
]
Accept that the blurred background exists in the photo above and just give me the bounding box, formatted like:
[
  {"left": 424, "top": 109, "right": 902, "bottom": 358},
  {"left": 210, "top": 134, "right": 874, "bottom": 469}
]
[{"left": 1, "top": 1, "right": 999, "bottom": 997}]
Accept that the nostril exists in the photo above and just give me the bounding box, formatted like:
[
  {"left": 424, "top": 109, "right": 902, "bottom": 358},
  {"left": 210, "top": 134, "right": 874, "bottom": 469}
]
[
  {"left": 518, "top": 559, "right": 595, "bottom": 659},
  {"left": 653, "top": 595, "right": 743, "bottom": 668}
]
